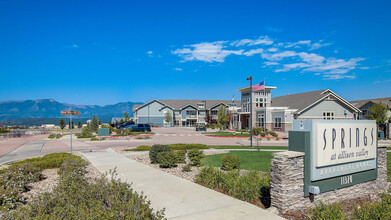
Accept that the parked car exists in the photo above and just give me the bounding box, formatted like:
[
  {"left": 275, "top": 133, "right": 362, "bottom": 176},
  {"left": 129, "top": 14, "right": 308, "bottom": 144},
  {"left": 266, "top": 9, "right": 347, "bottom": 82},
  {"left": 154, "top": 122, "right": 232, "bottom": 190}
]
[
  {"left": 195, "top": 123, "right": 206, "bottom": 131},
  {"left": 126, "top": 124, "right": 151, "bottom": 132},
  {"left": 116, "top": 121, "right": 135, "bottom": 129}
]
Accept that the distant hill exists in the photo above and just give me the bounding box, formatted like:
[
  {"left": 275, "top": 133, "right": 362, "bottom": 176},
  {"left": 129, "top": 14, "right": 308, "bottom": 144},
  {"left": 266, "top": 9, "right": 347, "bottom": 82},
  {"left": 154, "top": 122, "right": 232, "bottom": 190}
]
[{"left": 0, "top": 99, "right": 143, "bottom": 125}]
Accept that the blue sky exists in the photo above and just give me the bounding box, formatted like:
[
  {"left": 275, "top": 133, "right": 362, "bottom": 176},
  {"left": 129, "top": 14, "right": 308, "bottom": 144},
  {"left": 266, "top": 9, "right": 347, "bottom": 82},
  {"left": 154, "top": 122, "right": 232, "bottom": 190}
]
[{"left": 0, "top": 0, "right": 390, "bottom": 105}]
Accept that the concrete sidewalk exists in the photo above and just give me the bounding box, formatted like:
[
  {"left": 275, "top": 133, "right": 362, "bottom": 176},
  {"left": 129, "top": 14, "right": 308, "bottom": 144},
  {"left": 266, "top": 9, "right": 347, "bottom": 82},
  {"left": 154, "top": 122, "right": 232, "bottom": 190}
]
[
  {"left": 81, "top": 149, "right": 283, "bottom": 220},
  {"left": 0, "top": 139, "right": 47, "bottom": 165}
]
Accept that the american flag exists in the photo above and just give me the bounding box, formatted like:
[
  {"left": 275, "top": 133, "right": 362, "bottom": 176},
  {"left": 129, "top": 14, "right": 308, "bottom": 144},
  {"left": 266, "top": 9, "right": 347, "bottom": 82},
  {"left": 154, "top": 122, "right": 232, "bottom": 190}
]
[
  {"left": 252, "top": 81, "right": 265, "bottom": 91},
  {"left": 232, "top": 94, "right": 234, "bottom": 103}
]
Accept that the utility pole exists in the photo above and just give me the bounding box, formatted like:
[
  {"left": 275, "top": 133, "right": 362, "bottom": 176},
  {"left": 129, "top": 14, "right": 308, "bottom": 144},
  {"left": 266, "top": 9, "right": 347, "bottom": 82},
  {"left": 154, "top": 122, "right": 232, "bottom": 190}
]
[
  {"left": 247, "top": 76, "right": 253, "bottom": 147},
  {"left": 203, "top": 100, "right": 207, "bottom": 134}
]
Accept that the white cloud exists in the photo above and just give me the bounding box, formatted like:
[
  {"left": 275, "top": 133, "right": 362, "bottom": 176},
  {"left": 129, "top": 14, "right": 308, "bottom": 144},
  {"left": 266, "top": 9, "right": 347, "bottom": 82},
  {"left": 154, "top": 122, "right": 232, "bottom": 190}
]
[
  {"left": 373, "top": 78, "right": 391, "bottom": 84},
  {"left": 72, "top": 44, "right": 78, "bottom": 48},
  {"left": 243, "top": 48, "right": 264, "bottom": 56},
  {"left": 172, "top": 41, "right": 243, "bottom": 63},
  {"left": 231, "top": 36, "right": 273, "bottom": 47},
  {"left": 146, "top": 51, "right": 153, "bottom": 57},
  {"left": 171, "top": 36, "right": 367, "bottom": 80},
  {"left": 285, "top": 40, "right": 311, "bottom": 48},
  {"left": 323, "top": 74, "right": 356, "bottom": 80},
  {"left": 310, "top": 41, "right": 332, "bottom": 50},
  {"left": 264, "top": 61, "right": 279, "bottom": 66},
  {"left": 174, "top": 68, "right": 183, "bottom": 71}
]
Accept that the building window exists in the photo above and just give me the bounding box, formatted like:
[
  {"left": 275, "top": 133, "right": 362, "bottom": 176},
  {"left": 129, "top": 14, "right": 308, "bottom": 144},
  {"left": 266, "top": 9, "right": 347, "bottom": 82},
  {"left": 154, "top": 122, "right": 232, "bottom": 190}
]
[
  {"left": 362, "top": 109, "right": 368, "bottom": 115},
  {"left": 198, "top": 103, "right": 205, "bottom": 109},
  {"left": 274, "top": 117, "right": 282, "bottom": 128},
  {"left": 323, "top": 112, "right": 334, "bottom": 120}
]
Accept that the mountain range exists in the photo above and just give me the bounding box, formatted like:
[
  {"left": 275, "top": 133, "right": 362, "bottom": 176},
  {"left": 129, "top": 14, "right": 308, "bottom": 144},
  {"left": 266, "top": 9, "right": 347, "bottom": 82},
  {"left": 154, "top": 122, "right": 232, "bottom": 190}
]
[{"left": 0, "top": 99, "right": 143, "bottom": 125}]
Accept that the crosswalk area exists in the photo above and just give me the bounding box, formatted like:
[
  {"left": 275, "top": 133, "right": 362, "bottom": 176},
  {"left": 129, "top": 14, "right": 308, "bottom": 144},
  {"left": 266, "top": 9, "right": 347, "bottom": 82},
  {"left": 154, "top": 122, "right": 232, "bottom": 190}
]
[{"left": 155, "top": 133, "right": 202, "bottom": 137}]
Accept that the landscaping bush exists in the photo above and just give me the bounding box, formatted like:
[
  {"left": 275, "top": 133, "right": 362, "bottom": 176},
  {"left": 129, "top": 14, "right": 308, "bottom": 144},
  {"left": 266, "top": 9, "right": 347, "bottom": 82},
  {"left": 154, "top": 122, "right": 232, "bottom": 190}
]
[
  {"left": 182, "top": 164, "right": 192, "bottom": 172},
  {"left": 149, "top": 145, "right": 171, "bottom": 164},
  {"left": 353, "top": 191, "right": 391, "bottom": 219},
  {"left": 267, "top": 137, "right": 271, "bottom": 141},
  {"left": 135, "top": 136, "right": 152, "bottom": 140},
  {"left": 81, "top": 126, "right": 93, "bottom": 136},
  {"left": 125, "top": 145, "right": 152, "bottom": 151},
  {"left": 221, "top": 155, "right": 241, "bottom": 170},
  {"left": 195, "top": 167, "right": 271, "bottom": 206},
  {"left": 269, "top": 131, "right": 278, "bottom": 137},
  {"left": 10, "top": 153, "right": 85, "bottom": 170},
  {"left": 2, "top": 159, "right": 165, "bottom": 219},
  {"left": 55, "top": 134, "right": 62, "bottom": 139},
  {"left": 157, "top": 151, "right": 177, "bottom": 168},
  {"left": 0, "top": 163, "right": 43, "bottom": 211},
  {"left": 308, "top": 201, "right": 344, "bottom": 220},
  {"left": 77, "top": 135, "right": 96, "bottom": 139},
  {"left": 168, "top": 143, "right": 208, "bottom": 150},
  {"left": 188, "top": 149, "right": 204, "bottom": 166},
  {"left": 48, "top": 134, "right": 55, "bottom": 139},
  {"left": 174, "top": 150, "right": 186, "bottom": 164},
  {"left": 90, "top": 137, "right": 105, "bottom": 141},
  {"left": 0, "top": 128, "right": 10, "bottom": 133}
]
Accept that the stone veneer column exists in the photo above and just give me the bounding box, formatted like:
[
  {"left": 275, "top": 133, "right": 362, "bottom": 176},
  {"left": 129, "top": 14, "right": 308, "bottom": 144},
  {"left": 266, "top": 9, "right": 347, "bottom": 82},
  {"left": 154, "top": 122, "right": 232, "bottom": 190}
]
[{"left": 270, "top": 146, "right": 389, "bottom": 214}]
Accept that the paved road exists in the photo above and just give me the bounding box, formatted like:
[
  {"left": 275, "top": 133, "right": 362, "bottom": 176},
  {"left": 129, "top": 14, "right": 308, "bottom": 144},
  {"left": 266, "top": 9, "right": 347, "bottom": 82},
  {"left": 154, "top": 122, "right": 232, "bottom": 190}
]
[
  {"left": 0, "top": 127, "right": 287, "bottom": 165},
  {"left": 82, "top": 148, "right": 283, "bottom": 220}
]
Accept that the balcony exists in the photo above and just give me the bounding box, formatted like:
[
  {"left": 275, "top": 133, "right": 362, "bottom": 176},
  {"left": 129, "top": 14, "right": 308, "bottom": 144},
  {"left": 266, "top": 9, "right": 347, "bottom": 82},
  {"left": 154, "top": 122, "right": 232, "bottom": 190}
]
[{"left": 186, "top": 114, "right": 197, "bottom": 119}]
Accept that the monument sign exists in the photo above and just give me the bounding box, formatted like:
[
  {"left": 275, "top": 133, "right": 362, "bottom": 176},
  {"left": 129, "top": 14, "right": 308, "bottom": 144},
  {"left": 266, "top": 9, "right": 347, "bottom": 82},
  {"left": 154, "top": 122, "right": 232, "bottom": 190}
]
[{"left": 290, "top": 119, "right": 377, "bottom": 196}]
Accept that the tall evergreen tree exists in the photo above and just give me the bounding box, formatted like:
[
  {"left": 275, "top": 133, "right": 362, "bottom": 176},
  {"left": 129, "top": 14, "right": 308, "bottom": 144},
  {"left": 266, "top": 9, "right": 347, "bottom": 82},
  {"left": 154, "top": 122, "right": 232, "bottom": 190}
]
[
  {"left": 68, "top": 120, "right": 74, "bottom": 129},
  {"left": 90, "top": 115, "right": 99, "bottom": 132},
  {"left": 59, "top": 118, "right": 66, "bottom": 130},
  {"left": 124, "top": 112, "right": 130, "bottom": 122},
  {"left": 77, "top": 121, "right": 82, "bottom": 129}
]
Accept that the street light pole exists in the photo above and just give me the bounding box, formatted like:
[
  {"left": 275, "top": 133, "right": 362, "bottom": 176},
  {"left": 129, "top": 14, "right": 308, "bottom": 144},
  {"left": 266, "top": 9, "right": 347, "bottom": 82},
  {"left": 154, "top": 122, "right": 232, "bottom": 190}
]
[
  {"left": 203, "top": 100, "right": 207, "bottom": 134},
  {"left": 247, "top": 76, "right": 253, "bottom": 147}
]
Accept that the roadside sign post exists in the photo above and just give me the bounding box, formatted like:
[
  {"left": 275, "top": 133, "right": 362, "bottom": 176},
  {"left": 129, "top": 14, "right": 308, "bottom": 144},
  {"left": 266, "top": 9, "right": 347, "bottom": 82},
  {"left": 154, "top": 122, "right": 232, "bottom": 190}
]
[{"left": 61, "top": 110, "right": 81, "bottom": 154}]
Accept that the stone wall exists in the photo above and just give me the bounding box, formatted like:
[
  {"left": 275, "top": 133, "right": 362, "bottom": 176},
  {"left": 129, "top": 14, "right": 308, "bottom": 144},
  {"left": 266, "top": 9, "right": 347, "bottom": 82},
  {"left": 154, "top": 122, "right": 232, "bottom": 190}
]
[{"left": 270, "top": 146, "right": 389, "bottom": 213}]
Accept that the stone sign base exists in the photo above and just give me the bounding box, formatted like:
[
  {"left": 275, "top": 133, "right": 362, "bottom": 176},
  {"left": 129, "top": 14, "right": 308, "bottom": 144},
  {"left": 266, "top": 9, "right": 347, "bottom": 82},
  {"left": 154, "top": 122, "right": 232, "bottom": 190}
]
[{"left": 270, "top": 146, "right": 388, "bottom": 213}]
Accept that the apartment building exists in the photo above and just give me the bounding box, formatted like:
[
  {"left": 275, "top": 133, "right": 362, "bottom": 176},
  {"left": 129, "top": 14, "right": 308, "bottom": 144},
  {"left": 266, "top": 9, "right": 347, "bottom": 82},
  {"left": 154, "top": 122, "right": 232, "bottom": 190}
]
[{"left": 133, "top": 99, "right": 240, "bottom": 127}]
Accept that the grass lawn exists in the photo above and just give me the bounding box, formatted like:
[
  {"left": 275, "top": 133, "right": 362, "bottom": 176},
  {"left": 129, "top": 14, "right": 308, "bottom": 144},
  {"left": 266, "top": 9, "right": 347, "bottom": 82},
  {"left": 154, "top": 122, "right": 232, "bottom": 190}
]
[
  {"left": 206, "top": 132, "right": 250, "bottom": 137},
  {"left": 202, "top": 150, "right": 281, "bottom": 172},
  {"left": 210, "top": 145, "right": 288, "bottom": 150},
  {"left": 388, "top": 152, "right": 391, "bottom": 182}
]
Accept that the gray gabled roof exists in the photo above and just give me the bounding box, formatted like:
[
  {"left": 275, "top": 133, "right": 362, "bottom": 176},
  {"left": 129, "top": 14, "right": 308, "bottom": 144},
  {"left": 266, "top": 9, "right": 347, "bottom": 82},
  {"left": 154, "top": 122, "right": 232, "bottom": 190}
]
[
  {"left": 350, "top": 97, "right": 391, "bottom": 109},
  {"left": 133, "top": 99, "right": 241, "bottom": 112},
  {"left": 272, "top": 89, "right": 360, "bottom": 114}
]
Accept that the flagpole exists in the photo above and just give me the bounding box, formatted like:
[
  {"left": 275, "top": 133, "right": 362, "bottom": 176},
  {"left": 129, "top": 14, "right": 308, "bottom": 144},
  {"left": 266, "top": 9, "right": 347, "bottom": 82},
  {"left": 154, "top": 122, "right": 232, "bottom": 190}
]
[{"left": 264, "top": 78, "right": 266, "bottom": 131}]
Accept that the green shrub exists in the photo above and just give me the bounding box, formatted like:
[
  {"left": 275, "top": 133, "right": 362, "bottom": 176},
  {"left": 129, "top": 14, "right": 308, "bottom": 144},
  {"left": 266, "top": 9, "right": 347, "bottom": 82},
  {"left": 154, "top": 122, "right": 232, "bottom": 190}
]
[
  {"left": 308, "top": 201, "right": 344, "bottom": 220},
  {"left": 267, "top": 137, "right": 271, "bottom": 141},
  {"left": 353, "top": 192, "right": 391, "bottom": 220},
  {"left": 149, "top": 145, "right": 171, "bottom": 164},
  {"left": 269, "top": 131, "right": 278, "bottom": 137},
  {"left": 276, "top": 137, "right": 280, "bottom": 141},
  {"left": 0, "top": 128, "right": 10, "bottom": 133},
  {"left": 55, "top": 134, "right": 62, "bottom": 139},
  {"left": 221, "top": 155, "right": 241, "bottom": 170},
  {"left": 157, "top": 151, "right": 177, "bottom": 168},
  {"left": 182, "top": 164, "right": 192, "bottom": 172},
  {"left": 125, "top": 145, "right": 152, "bottom": 151},
  {"left": 81, "top": 126, "right": 93, "bottom": 136},
  {"left": 2, "top": 161, "right": 165, "bottom": 219},
  {"left": 260, "top": 132, "right": 266, "bottom": 137},
  {"left": 0, "top": 163, "right": 43, "bottom": 211},
  {"left": 168, "top": 143, "right": 209, "bottom": 150},
  {"left": 10, "top": 153, "right": 85, "bottom": 170},
  {"left": 77, "top": 135, "right": 96, "bottom": 139},
  {"left": 135, "top": 136, "right": 152, "bottom": 140},
  {"left": 188, "top": 149, "right": 204, "bottom": 166},
  {"left": 48, "top": 134, "right": 55, "bottom": 139},
  {"left": 174, "top": 150, "right": 186, "bottom": 163},
  {"left": 195, "top": 167, "right": 271, "bottom": 206}
]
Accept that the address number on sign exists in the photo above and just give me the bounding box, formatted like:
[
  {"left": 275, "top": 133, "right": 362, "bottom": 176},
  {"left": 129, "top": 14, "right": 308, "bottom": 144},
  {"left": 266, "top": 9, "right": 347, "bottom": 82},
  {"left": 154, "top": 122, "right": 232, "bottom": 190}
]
[{"left": 341, "top": 175, "right": 353, "bottom": 185}]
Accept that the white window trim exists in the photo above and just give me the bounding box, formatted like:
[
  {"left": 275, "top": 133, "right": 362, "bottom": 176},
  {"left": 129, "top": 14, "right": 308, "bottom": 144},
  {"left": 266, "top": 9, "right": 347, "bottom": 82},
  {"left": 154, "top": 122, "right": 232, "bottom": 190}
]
[
  {"left": 322, "top": 111, "right": 335, "bottom": 120},
  {"left": 274, "top": 117, "right": 282, "bottom": 128}
]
